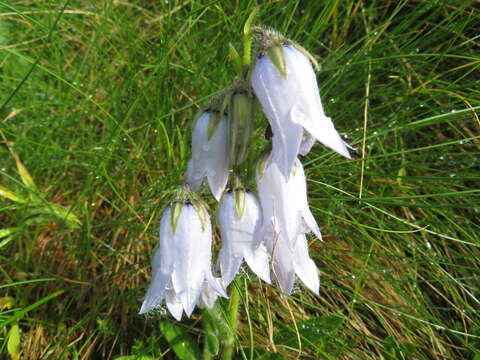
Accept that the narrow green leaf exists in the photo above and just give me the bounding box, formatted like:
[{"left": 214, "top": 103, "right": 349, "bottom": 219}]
[
  {"left": 243, "top": 7, "right": 259, "bottom": 36},
  {"left": 0, "top": 228, "right": 19, "bottom": 239},
  {"left": 12, "top": 153, "right": 37, "bottom": 191},
  {"left": 0, "top": 186, "right": 26, "bottom": 203},
  {"left": 228, "top": 43, "right": 243, "bottom": 75},
  {"left": 159, "top": 321, "right": 201, "bottom": 360},
  {"left": 0, "top": 290, "right": 64, "bottom": 328}
]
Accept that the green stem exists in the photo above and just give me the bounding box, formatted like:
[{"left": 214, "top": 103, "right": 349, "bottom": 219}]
[
  {"left": 243, "top": 33, "right": 252, "bottom": 69},
  {"left": 222, "top": 279, "right": 241, "bottom": 360}
]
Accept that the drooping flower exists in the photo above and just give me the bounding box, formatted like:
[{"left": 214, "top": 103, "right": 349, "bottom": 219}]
[
  {"left": 185, "top": 111, "right": 229, "bottom": 201},
  {"left": 255, "top": 155, "right": 321, "bottom": 250},
  {"left": 251, "top": 43, "right": 350, "bottom": 179},
  {"left": 265, "top": 232, "right": 320, "bottom": 295},
  {"left": 217, "top": 191, "right": 270, "bottom": 286},
  {"left": 139, "top": 202, "right": 226, "bottom": 320}
]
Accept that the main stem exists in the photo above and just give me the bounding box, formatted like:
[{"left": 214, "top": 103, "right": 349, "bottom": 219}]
[{"left": 222, "top": 279, "right": 241, "bottom": 360}]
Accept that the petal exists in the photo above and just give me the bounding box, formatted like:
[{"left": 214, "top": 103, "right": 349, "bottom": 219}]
[
  {"left": 285, "top": 47, "right": 350, "bottom": 159},
  {"left": 205, "top": 270, "right": 228, "bottom": 299},
  {"left": 299, "top": 131, "right": 316, "bottom": 156},
  {"left": 218, "top": 192, "right": 268, "bottom": 285},
  {"left": 256, "top": 160, "right": 303, "bottom": 248},
  {"left": 139, "top": 208, "right": 175, "bottom": 314},
  {"left": 171, "top": 204, "right": 212, "bottom": 317},
  {"left": 265, "top": 233, "right": 295, "bottom": 294},
  {"left": 205, "top": 117, "right": 229, "bottom": 201},
  {"left": 289, "top": 159, "right": 321, "bottom": 239},
  {"left": 243, "top": 242, "right": 271, "bottom": 284},
  {"left": 293, "top": 234, "right": 320, "bottom": 295},
  {"left": 165, "top": 287, "right": 184, "bottom": 321},
  {"left": 252, "top": 45, "right": 350, "bottom": 165},
  {"left": 199, "top": 281, "right": 219, "bottom": 309}
]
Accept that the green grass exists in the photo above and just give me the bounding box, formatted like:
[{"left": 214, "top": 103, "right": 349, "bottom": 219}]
[{"left": 1, "top": 0, "right": 479, "bottom": 359}]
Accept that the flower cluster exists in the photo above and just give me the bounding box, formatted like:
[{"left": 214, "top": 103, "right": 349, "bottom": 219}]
[{"left": 139, "top": 28, "right": 350, "bottom": 320}]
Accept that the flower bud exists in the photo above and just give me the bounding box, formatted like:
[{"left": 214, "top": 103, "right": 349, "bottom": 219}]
[
  {"left": 185, "top": 111, "right": 229, "bottom": 201},
  {"left": 228, "top": 92, "right": 254, "bottom": 167}
]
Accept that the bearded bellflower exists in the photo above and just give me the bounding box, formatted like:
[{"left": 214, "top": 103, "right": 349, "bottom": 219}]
[
  {"left": 255, "top": 155, "right": 321, "bottom": 294},
  {"left": 264, "top": 232, "right": 320, "bottom": 295},
  {"left": 185, "top": 111, "right": 229, "bottom": 201},
  {"left": 217, "top": 190, "right": 271, "bottom": 287},
  {"left": 139, "top": 200, "right": 227, "bottom": 320},
  {"left": 252, "top": 41, "right": 351, "bottom": 179},
  {"left": 255, "top": 155, "right": 321, "bottom": 250}
]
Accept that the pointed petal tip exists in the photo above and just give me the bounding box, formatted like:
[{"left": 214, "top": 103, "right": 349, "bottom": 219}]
[{"left": 138, "top": 302, "right": 152, "bottom": 315}]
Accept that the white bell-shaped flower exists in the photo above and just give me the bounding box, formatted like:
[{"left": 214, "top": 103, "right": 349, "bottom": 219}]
[
  {"left": 255, "top": 156, "right": 321, "bottom": 250},
  {"left": 185, "top": 111, "right": 229, "bottom": 201},
  {"left": 217, "top": 191, "right": 271, "bottom": 286},
  {"left": 139, "top": 203, "right": 226, "bottom": 319},
  {"left": 252, "top": 44, "right": 350, "bottom": 179},
  {"left": 265, "top": 232, "right": 320, "bottom": 295}
]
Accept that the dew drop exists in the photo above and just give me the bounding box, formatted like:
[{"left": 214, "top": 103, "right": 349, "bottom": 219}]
[{"left": 373, "top": 131, "right": 378, "bottom": 135}]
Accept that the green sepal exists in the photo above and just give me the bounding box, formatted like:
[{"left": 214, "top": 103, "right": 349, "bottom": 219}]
[
  {"left": 206, "top": 111, "right": 222, "bottom": 140},
  {"left": 191, "top": 199, "right": 209, "bottom": 232},
  {"left": 228, "top": 43, "right": 243, "bottom": 75},
  {"left": 170, "top": 201, "right": 184, "bottom": 235},
  {"left": 256, "top": 150, "right": 271, "bottom": 179},
  {"left": 169, "top": 185, "right": 210, "bottom": 233},
  {"left": 233, "top": 188, "right": 246, "bottom": 219},
  {"left": 266, "top": 43, "right": 287, "bottom": 79}
]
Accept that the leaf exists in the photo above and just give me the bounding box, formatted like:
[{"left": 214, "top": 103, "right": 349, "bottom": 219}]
[
  {"left": 0, "top": 296, "right": 15, "bottom": 309},
  {"left": 113, "top": 357, "right": 155, "bottom": 360},
  {"left": 274, "top": 315, "right": 344, "bottom": 349},
  {"left": 25, "top": 203, "right": 81, "bottom": 229},
  {"left": 243, "top": 7, "right": 258, "bottom": 36},
  {"left": 7, "top": 323, "right": 21, "bottom": 360},
  {"left": 205, "top": 331, "right": 219, "bottom": 356},
  {"left": 0, "top": 186, "right": 26, "bottom": 203},
  {"left": 228, "top": 43, "right": 242, "bottom": 75},
  {"left": 12, "top": 152, "right": 37, "bottom": 191},
  {"left": 0, "top": 290, "right": 64, "bottom": 329},
  {"left": 0, "top": 228, "right": 19, "bottom": 239},
  {"left": 159, "top": 321, "right": 201, "bottom": 360}
]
